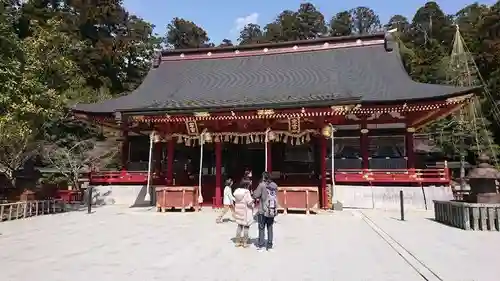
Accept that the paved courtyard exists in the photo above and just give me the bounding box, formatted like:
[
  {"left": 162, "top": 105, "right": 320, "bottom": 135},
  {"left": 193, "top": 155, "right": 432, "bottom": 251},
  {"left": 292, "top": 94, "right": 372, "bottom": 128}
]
[{"left": 1, "top": 207, "right": 499, "bottom": 281}]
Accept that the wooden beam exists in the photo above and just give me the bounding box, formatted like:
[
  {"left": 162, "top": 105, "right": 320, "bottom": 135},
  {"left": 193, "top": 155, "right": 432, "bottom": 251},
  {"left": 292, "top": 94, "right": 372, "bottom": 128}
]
[{"left": 413, "top": 103, "right": 464, "bottom": 130}]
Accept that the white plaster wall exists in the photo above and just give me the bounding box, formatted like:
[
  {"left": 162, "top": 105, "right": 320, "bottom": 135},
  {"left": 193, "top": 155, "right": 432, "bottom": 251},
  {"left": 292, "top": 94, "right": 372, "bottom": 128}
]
[
  {"left": 333, "top": 185, "right": 454, "bottom": 211},
  {"left": 89, "top": 185, "right": 152, "bottom": 207}
]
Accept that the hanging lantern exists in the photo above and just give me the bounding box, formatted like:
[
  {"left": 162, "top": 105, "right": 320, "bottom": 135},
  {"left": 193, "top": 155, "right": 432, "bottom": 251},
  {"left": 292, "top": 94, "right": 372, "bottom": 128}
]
[
  {"left": 305, "top": 133, "right": 311, "bottom": 142},
  {"left": 203, "top": 131, "right": 212, "bottom": 143},
  {"left": 177, "top": 136, "right": 183, "bottom": 144},
  {"left": 224, "top": 135, "right": 230, "bottom": 142},
  {"left": 283, "top": 135, "right": 288, "bottom": 143},
  {"left": 268, "top": 130, "right": 276, "bottom": 141},
  {"left": 150, "top": 131, "right": 161, "bottom": 143},
  {"left": 322, "top": 125, "right": 333, "bottom": 138},
  {"left": 185, "top": 138, "right": 191, "bottom": 146},
  {"left": 233, "top": 136, "right": 239, "bottom": 144},
  {"left": 214, "top": 135, "right": 221, "bottom": 142}
]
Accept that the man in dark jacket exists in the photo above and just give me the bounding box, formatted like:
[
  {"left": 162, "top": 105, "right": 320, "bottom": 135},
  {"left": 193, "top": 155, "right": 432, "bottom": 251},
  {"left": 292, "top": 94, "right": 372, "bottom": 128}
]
[{"left": 252, "top": 171, "right": 278, "bottom": 251}]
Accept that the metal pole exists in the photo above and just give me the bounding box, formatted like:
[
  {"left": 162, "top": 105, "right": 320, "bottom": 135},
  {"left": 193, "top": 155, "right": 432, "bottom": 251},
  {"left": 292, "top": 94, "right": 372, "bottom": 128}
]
[
  {"left": 198, "top": 132, "right": 205, "bottom": 204},
  {"left": 144, "top": 132, "right": 154, "bottom": 201},
  {"left": 399, "top": 190, "right": 405, "bottom": 221},
  {"left": 87, "top": 186, "right": 92, "bottom": 214}
]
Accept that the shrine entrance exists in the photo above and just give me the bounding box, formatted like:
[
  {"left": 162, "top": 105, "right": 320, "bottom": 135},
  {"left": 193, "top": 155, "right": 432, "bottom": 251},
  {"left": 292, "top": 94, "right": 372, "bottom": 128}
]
[{"left": 223, "top": 143, "right": 265, "bottom": 185}]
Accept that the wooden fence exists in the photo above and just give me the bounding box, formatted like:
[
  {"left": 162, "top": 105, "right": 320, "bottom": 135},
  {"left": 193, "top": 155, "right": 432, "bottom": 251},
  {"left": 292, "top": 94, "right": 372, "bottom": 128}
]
[{"left": 0, "top": 200, "right": 65, "bottom": 222}]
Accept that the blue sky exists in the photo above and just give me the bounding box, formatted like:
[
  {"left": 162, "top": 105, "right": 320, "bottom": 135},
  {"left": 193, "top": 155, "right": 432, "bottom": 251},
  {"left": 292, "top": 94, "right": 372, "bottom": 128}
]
[{"left": 123, "top": 0, "right": 498, "bottom": 44}]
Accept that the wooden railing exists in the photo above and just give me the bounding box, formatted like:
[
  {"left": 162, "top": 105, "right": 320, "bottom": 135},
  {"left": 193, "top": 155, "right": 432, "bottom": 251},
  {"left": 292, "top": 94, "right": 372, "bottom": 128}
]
[
  {"left": 89, "top": 168, "right": 451, "bottom": 186},
  {"left": 89, "top": 171, "right": 150, "bottom": 184},
  {"left": 334, "top": 168, "right": 450, "bottom": 185},
  {"left": 55, "top": 190, "right": 83, "bottom": 203},
  {"left": 0, "top": 200, "right": 65, "bottom": 222}
]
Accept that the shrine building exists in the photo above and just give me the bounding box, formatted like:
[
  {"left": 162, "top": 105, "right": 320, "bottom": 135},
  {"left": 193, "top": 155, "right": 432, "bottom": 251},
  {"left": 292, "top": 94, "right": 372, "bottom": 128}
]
[{"left": 73, "top": 32, "right": 477, "bottom": 211}]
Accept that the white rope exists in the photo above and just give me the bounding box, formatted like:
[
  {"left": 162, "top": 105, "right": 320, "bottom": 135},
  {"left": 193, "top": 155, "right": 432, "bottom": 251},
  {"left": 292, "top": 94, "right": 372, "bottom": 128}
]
[
  {"left": 144, "top": 132, "right": 153, "bottom": 201},
  {"left": 446, "top": 26, "right": 499, "bottom": 166},
  {"left": 198, "top": 130, "right": 206, "bottom": 204},
  {"left": 264, "top": 128, "right": 270, "bottom": 171}
]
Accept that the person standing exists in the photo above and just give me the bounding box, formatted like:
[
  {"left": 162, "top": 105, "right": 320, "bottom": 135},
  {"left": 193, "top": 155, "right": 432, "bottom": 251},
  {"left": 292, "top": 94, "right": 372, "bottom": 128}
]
[
  {"left": 240, "top": 169, "right": 252, "bottom": 187},
  {"left": 232, "top": 181, "right": 254, "bottom": 248},
  {"left": 252, "top": 171, "right": 278, "bottom": 252},
  {"left": 216, "top": 178, "right": 235, "bottom": 223}
]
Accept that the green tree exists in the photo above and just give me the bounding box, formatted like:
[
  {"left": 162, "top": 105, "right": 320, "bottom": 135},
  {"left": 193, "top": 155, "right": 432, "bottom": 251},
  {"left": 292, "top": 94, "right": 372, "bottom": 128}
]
[
  {"left": 263, "top": 10, "right": 300, "bottom": 42},
  {"left": 350, "top": 6, "right": 381, "bottom": 34},
  {"left": 329, "top": 11, "right": 352, "bottom": 36},
  {"left": 386, "top": 15, "right": 409, "bottom": 32},
  {"left": 218, "top": 38, "right": 233, "bottom": 47},
  {"left": 166, "top": 17, "right": 210, "bottom": 49},
  {"left": 410, "top": 2, "right": 454, "bottom": 48},
  {"left": 296, "top": 2, "right": 327, "bottom": 39},
  {"left": 238, "top": 23, "right": 263, "bottom": 45}
]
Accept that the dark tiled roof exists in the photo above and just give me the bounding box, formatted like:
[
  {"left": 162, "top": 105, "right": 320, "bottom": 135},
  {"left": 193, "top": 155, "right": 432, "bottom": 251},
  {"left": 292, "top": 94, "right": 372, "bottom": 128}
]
[{"left": 74, "top": 33, "right": 474, "bottom": 114}]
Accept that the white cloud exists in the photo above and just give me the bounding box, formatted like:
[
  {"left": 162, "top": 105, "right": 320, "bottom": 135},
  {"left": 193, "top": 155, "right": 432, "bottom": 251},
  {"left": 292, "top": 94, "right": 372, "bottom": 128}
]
[{"left": 231, "top": 13, "right": 259, "bottom": 34}]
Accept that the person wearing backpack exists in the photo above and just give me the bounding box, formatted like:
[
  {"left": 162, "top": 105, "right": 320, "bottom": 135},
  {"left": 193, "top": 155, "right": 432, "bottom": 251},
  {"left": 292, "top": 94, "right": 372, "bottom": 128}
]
[{"left": 252, "top": 171, "right": 278, "bottom": 251}]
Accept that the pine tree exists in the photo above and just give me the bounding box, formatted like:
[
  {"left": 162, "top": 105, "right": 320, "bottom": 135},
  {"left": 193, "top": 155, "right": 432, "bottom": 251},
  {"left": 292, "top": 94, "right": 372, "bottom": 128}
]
[{"left": 435, "top": 26, "right": 499, "bottom": 163}]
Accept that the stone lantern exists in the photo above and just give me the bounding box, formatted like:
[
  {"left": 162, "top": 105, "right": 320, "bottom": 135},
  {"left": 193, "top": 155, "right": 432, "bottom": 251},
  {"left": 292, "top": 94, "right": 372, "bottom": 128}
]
[{"left": 466, "top": 154, "right": 500, "bottom": 203}]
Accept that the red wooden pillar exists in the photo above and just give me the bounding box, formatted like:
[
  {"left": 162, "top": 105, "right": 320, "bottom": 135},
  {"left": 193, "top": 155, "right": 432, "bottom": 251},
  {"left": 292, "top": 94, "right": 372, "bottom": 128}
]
[
  {"left": 266, "top": 142, "right": 272, "bottom": 173},
  {"left": 406, "top": 127, "right": 415, "bottom": 169},
  {"left": 215, "top": 141, "right": 222, "bottom": 208},
  {"left": 120, "top": 121, "right": 129, "bottom": 171},
  {"left": 360, "top": 125, "right": 369, "bottom": 169},
  {"left": 320, "top": 136, "right": 327, "bottom": 209},
  {"left": 166, "top": 138, "right": 175, "bottom": 185}
]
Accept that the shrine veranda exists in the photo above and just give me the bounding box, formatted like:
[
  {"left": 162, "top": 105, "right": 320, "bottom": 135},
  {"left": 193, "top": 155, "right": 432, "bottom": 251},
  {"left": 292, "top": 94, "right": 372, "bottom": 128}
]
[{"left": 73, "top": 32, "right": 478, "bottom": 210}]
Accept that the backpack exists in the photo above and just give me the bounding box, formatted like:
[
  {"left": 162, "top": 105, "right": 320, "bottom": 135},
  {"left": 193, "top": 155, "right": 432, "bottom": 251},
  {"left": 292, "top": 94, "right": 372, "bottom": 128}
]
[{"left": 263, "top": 182, "right": 278, "bottom": 217}]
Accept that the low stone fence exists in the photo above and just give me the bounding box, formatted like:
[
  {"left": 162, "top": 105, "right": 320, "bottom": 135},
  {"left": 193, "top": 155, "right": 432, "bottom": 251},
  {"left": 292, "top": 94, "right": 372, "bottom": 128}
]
[
  {"left": 434, "top": 200, "right": 500, "bottom": 231},
  {"left": 0, "top": 200, "right": 66, "bottom": 222}
]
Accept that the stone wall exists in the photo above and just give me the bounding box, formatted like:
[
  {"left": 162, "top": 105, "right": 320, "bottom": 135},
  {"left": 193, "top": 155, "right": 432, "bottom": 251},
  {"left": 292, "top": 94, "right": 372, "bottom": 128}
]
[
  {"left": 434, "top": 200, "right": 500, "bottom": 231},
  {"left": 333, "top": 185, "right": 454, "bottom": 211}
]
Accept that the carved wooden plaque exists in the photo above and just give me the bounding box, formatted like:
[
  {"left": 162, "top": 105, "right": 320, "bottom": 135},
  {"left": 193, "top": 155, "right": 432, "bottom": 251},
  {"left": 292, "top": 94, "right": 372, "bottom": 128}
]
[
  {"left": 185, "top": 121, "right": 198, "bottom": 135},
  {"left": 288, "top": 117, "right": 301, "bottom": 133}
]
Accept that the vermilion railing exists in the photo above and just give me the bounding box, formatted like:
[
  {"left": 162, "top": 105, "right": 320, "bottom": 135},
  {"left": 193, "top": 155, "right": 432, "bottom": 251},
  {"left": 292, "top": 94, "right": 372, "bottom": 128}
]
[
  {"left": 334, "top": 168, "right": 450, "bottom": 185},
  {"left": 55, "top": 190, "right": 83, "bottom": 203},
  {"left": 89, "top": 171, "right": 150, "bottom": 184},
  {"left": 89, "top": 168, "right": 451, "bottom": 186}
]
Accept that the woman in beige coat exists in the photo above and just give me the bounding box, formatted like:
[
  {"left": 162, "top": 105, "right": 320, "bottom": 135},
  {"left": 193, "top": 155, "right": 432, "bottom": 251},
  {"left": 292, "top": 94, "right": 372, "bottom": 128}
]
[{"left": 232, "top": 181, "right": 254, "bottom": 248}]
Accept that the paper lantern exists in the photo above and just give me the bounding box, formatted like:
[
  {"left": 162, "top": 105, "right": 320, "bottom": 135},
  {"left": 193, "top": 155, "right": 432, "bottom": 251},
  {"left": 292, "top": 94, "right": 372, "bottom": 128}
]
[
  {"left": 203, "top": 132, "right": 212, "bottom": 143},
  {"left": 322, "top": 125, "right": 332, "bottom": 138},
  {"left": 268, "top": 131, "right": 276, "bottom": 141}
]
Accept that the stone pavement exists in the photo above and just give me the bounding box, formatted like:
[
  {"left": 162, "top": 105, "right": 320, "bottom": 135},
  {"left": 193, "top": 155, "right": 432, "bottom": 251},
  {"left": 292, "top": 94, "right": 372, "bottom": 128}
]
[
  {"left": 0, "top": 207, "right": 499, "bottom": 281},
  {"left": 359, "top": 209, "right": 500, "bottom": 281}
]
